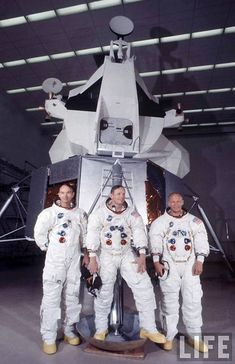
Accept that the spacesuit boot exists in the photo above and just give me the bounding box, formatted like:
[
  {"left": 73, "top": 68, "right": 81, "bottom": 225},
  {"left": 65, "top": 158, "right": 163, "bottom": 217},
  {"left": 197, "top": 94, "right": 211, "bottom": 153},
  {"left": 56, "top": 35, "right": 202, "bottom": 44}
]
[
  {"left": 42, "top": 341, "right": 57, "bottom": 355},
  {"left": 187, "top": 336, "right": 208, "bottom": 353},
  {"left": 162, "top": 340, "right": 173, "bottom": 350},
  {"left": 64, "top": 335, "right": 80, "bottom": 346},
  {"left": 139, "top": 329, "right": 166, "bottom": 344},
  {"left": 64, "top": 325, "right": 80, "bottom": 346},
  {"left": 94, "top": 329, "right": 108, "bottom": 341}
]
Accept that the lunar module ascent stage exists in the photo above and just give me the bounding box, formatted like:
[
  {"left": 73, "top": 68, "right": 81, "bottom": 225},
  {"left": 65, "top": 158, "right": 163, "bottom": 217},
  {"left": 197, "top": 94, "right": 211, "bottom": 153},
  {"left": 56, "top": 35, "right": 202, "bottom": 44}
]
[{"left": 26, "top": 16, "right": 190, "bottom": 356}]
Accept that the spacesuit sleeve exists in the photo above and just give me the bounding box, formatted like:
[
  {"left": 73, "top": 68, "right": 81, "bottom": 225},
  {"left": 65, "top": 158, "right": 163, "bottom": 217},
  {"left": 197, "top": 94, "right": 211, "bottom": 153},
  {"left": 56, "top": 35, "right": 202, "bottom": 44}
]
[
  {"left": 86, "top": 209, "right": 103, "bottom": 253},
  {"left": 79, "top": 209, "right": 88, "bottom": 249},
  {"left": 149, "top": 217, "right": 165, "bottom": 260},
  {"left": 191, "top": 216, "right": 210, "bottom": 261},
  {"left": 34, "top": 208, "right": 55, "bottom": 251},
  {"left": 129, "top": 208, "right": 148, "bottom": 251}
]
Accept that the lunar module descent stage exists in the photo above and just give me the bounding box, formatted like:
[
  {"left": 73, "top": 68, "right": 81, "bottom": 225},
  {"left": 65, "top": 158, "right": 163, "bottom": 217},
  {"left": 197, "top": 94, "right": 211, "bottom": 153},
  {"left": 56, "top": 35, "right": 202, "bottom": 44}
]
[{"left": 26, "top": 16, "right": 190, "bottom": 356}]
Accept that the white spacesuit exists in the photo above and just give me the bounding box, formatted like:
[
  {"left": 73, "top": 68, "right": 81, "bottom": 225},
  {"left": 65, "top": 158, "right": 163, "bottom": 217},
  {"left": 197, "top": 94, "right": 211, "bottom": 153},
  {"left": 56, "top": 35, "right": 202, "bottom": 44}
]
[
  {"left": 86, "top": 200, "right": 159, "bottom": 335},
  {"left": 34, "top": 203, "right": 87, "bottom": 344},
  {"left": 149, "top": 209, "right": 209, "bottom": 341}
]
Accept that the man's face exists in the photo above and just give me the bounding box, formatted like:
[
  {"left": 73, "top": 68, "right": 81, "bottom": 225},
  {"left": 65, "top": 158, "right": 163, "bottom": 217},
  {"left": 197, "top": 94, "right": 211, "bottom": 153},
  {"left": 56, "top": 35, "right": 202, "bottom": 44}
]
[
  {"left": 111, "top": 187, "right": 125, "bottom": 206},
  {"left": 168, "top": 194, "right": 184, "bottom": 214},
  {"left": 58, "top": 185, "right": 74, "bottom": 205}
]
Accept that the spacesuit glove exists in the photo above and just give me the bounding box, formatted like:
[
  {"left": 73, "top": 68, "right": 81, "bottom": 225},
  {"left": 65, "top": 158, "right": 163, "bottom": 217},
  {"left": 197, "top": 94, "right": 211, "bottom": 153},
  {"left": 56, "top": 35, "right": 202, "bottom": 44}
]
[
  {"left": 154, "top": 261, "right": 165, "bottom": 277},
  {"left": 192, "top": 260, "right": 203, "bottom": 275},
  {"left": 136, "top": 254, "right": 146, "bottom": 273},
  {"left": 88, "top": 256, "right": 99, "bottom": 274}
]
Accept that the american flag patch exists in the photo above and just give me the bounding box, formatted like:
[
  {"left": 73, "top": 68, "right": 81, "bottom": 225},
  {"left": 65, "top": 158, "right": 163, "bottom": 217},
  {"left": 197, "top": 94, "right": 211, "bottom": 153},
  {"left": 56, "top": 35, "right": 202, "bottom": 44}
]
[
  {"left": 193, "top": 217, "right": 202, "bottom": 224},
  {"left": 131, "top": 210, "right": 140, "bottom": 218}
]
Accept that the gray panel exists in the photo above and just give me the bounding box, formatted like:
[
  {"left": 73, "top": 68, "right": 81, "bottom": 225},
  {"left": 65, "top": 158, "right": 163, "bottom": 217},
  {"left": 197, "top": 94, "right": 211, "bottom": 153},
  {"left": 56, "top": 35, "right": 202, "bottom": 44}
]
[
  {"left": 25, "top": 166, "right": 48, "bottom": 239},
  {"left": 49, "top": 156, "right": 82, "bottom": 184}
]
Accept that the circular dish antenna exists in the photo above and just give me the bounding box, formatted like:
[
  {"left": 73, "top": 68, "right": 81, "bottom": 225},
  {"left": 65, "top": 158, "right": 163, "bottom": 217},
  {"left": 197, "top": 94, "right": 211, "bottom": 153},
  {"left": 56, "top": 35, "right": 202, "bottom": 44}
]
[
  {"left": 42, "top": 78, "right": 63, "bottom": 94},
  {"left": 109, "top": 16, "right": 134, "bottom": 38}
]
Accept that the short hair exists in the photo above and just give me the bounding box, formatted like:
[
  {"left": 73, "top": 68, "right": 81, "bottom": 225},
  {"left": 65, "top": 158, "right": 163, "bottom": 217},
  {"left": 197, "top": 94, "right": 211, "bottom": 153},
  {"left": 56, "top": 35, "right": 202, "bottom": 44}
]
[
  {"left": 110, "top": 185, "right": 125, "bottom": 194},
  {"left": 59, "top": 183, "right": 75, "bottom": 193},
  {"left": 168, "top": 192, "right": 184, "bottom": 200}
]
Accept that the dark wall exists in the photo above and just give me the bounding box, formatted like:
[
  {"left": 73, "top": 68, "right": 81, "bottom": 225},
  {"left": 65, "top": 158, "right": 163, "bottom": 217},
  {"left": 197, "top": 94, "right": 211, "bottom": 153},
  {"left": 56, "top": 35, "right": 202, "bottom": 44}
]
[
  {"left": 0, "top": 94, "right": 53, "bottom": 257},
  {"left": 0, "top": 93, "right": 51, "bottom": 169}
]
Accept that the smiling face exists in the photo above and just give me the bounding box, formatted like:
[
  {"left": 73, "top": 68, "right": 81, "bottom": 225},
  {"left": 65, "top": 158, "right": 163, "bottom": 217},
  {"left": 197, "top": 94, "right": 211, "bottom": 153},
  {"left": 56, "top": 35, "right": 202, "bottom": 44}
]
[
  {"left": 110, "top": 186, "right": 126, "bottom": 208},
  {"left": 58, "top": 184, "right": 75, "bottom": 208},
  {"left": 168, "top": 193, "right": 184, "bottom": 215}
]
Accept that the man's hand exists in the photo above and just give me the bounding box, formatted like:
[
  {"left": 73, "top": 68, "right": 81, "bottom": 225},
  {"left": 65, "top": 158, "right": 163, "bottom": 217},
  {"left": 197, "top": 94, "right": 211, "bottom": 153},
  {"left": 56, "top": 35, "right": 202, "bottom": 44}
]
[
  {"left": 192, "top": 260, "right": 203, "bottom": 275},
  {"left": 81, "top": 251, "right": 89, "bottom": 267},
  {"left": 88, "top": 256, "right": 98, "bottom": 274},
  {"left": 154, "top": 261, "right": 165, "bottom": 277},
  {"left": 136, "top": 254, "right": 146, "bottom": 273}
]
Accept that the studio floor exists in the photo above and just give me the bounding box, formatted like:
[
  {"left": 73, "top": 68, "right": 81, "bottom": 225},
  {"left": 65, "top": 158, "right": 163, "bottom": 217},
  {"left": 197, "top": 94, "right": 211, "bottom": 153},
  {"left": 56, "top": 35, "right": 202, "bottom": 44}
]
[{"left": 0, "top": 255, "right": 234, "bottom": 364}]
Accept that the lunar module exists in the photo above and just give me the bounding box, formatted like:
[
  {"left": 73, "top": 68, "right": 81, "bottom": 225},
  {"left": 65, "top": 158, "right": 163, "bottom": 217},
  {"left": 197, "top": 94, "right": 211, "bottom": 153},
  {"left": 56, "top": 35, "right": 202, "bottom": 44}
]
[
  {"left": 26, "top": 16, "right": 191, "bottom": 356},
  {"left": 42, "top": 15, "right": 189, "bottom": 179}
]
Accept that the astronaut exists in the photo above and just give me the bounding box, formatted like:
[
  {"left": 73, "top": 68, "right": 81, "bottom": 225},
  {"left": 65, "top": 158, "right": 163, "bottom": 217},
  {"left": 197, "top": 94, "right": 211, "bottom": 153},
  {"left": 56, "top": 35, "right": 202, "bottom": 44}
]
[
  {"left": 149, "top": 192, "right": 209, "bottom": 352},
  {"left": 34, "top": 183, "right": 88, "bottom": 355},
  {"left": 87, "top": 185, "right": 166, "bottom": 344}
]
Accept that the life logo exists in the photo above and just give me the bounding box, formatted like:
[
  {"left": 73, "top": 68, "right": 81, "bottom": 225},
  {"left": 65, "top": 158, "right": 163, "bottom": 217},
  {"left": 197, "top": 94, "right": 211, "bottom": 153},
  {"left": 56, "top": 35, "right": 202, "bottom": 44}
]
[{"left": 178, "top": 333, "right": 232, "bottom": 361}]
